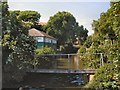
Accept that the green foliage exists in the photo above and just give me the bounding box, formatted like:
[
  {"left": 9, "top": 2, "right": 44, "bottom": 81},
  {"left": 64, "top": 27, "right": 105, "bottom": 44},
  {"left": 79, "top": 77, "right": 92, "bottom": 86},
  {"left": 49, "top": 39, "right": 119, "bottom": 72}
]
[
  {"left": 10, "top": 10, "right": 41, "bottom": 28},
  {"left": 45, "top": 11, "right": 88, "bottom": 52},
  {"left": 34, "top": 46, "right": 56, "bottom": 69},
  {"left": 79, "top": 1, "right": 120, "bottom": 89},
  {"left": 35, "top": 46, "right": 56, "bottom": 55},
  {"left": 87, "top": 63, "right": 120, "bottom": 89},
  {"left": 84, "top": 36, "right": 92, "bottom": 48},
  {"left": 2, "top": 2, "right": 37, "bottom": 84},
  {"left": 60, "top": 43, "right": 78, "bottom": 54},
  {"left": 35, "top": 46, "right": 56, "bottom": 63},
  {"left": 78, "top": 45, "right": 86, "bottom": 53}
]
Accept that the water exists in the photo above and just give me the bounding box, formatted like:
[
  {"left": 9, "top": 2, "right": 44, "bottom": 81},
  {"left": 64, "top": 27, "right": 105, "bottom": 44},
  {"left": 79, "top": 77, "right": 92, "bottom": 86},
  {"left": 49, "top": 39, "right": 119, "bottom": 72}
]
[
  {"left": 20, "top": 55, "right": 89, "bottom": 89},
  {"left": 37, "top": 55, "right": 81, "bottom": 70},
  {"left": 21, "top": 73, "right": 88, "bottom": 88},
  {"left": 55, "top": 55, "right": 80, "bottom": 69}
]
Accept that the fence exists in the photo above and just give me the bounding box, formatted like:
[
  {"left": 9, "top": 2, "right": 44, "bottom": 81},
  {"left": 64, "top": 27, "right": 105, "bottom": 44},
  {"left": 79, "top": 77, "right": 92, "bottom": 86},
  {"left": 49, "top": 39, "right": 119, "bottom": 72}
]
[{"left": 33, "top": 53, "right": 113, "bottom": 70}]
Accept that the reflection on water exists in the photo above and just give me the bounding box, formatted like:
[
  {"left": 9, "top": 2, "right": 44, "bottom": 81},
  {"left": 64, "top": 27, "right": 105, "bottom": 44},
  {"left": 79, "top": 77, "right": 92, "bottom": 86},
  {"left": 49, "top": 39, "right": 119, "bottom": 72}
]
[
  {"left": 55, "top": 56, "right": 80, "bottom": 70},
  {"left": 21, "top": 73, "right": 88, "bottom": 88},
  {"left": 36, "top": 55, "right": 81, "bottom": 70},
  {"left": 20, "top": 55, "right": 89, "bottom": 89},
  {"left": 40, "top": 55, "right": 81, "bottom": 70}
]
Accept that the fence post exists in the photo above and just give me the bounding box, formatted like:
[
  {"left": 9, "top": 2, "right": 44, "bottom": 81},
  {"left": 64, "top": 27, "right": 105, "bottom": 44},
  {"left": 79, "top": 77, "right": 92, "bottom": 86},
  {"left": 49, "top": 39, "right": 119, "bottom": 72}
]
[
  {"left": 100, "top": 53, "right": 104, "bottom": 67},
  {"left": 68, "top": 54, "right": 70, "bottom": 69},
  {"left": 68, "top": 54, "right": 70, "bottom": 60}
]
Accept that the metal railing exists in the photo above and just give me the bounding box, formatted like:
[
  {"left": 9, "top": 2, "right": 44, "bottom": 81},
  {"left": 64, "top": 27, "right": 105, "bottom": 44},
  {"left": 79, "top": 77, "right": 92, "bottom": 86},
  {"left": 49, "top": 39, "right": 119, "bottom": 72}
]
[{"left": 34, "top": 53, "right": 113, "bottom": 70}]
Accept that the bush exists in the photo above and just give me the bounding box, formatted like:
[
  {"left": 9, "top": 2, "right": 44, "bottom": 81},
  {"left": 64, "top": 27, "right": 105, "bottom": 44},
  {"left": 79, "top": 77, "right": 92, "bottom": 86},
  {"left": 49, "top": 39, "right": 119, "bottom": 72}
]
[
  {"left": 35, "top": 46, "right": 56, "bottom": 55},
  {"left": 86, "top": 63, "right": 120, "bottom": 89},
  {"left": 34, "top": 46, "right": 56, "bottom": 68},
  {"left": 77, "top": 45, "right": 86, "bottom": 53}
]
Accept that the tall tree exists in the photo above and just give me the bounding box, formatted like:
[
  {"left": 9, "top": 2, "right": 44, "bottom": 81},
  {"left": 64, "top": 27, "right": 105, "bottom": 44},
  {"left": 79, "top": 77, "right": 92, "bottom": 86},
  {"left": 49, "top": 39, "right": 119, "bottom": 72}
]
[
  {"left": 2, "top": 2, "right": 36, "bottom": 87},
  {"left": 79, "top": 1, "right": 120, "bottom": 89},
  {"left": 45, "top": 11, "right": 88, "bottom": 51}
]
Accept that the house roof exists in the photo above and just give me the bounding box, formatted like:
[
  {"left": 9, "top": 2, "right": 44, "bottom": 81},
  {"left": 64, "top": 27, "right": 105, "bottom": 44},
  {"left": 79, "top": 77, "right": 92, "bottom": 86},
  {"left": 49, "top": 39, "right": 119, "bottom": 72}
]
[{"left": 29, "top": 28, "right": 56, "bottom": 40}]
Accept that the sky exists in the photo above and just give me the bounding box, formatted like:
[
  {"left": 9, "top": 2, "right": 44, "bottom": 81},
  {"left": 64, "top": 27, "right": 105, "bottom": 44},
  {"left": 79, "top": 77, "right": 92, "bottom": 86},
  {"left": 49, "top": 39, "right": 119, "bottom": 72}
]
[{"left": 8, "top": 0, "right": 110, "bottom": 35}]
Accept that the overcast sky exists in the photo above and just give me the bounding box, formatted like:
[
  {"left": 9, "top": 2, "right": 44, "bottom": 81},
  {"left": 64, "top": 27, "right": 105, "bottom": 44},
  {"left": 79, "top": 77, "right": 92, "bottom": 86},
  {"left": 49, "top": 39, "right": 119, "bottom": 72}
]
[{"left": 8, "top": 0, "right": 110, "bottom": 35}]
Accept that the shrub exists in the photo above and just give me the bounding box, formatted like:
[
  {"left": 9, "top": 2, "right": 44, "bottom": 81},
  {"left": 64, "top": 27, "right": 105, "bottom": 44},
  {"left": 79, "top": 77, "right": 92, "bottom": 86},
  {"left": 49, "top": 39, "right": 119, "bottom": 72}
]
[
  {"left": 34, "top": 46, "right": 56, "bottom": 68},
  {"left": 35, "top": 46, "right": 56, "bottom": 55},
  {"left": 86, "top": 63, "right": 120, "bottom": 89}
]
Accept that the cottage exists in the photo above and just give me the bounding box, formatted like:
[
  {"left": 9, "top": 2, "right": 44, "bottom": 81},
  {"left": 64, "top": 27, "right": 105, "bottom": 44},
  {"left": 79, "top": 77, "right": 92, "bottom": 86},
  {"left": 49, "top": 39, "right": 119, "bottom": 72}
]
[{"left": 29, "top": 28, "right": 57, "bottom": 49}]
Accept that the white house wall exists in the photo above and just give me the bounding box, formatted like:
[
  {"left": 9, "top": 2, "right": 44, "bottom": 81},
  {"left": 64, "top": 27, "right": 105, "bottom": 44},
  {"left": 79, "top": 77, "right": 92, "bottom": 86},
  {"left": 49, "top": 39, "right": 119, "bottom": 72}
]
[
  {"left": 35, "top": 37, "right": 57, "bottom": 44},
  {"left": 36, "top": 37, "right": 44, "bottom": 42},
  {"left": 52, "top": 40, "right": 57, "bottom": 44},
  {"left": 45, "top": 37, "right": 52, "bottom": 43},
  {"left": 45, "top": 37, "right": 57, "bottom": 44}
]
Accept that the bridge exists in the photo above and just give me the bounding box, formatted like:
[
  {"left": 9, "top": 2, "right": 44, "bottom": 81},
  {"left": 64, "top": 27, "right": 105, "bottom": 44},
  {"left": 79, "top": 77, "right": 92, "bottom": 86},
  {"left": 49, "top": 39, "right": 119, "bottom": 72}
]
[
  {"left": 29, "top": 53, "right": 105, "bottom": 74},
  {"left": 28, "top": 53, "right": 106, "bottom": 82}
]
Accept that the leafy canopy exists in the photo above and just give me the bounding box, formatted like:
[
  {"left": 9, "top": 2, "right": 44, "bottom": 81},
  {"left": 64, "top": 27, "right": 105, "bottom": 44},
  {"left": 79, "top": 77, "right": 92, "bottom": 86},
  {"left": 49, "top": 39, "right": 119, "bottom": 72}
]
[
  {"left": 45, "top": 11, "right": 88, "bottom": 45},
  {"left": 80, "top": 1, "right": 120, "bottom": 89},
  {"left": 2, "top": 2, "right": 37, "bottom": 84}
]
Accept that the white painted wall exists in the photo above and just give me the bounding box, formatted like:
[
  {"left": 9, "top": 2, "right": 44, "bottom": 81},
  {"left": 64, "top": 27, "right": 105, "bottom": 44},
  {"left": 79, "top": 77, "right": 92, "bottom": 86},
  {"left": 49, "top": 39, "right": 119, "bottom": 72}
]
[
  {"left": 35, "top": 37, "right": 57, "bottom": 44},
  {"left": 35, "top": 37, "right": 44, "bottom": 42},
  {"left": 45, "top": 37, "right": 51, "bottom": 43},
  {"left": 52, "top": 40, "right": 57, "bottom": 44}
]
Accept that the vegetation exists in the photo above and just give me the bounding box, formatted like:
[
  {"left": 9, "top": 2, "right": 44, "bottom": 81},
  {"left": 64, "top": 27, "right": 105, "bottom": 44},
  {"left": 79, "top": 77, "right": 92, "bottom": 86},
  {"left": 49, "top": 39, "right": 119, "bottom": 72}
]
[
  {"left": 1, "top": 0, "right": 120, "bottom": 89},
  {"left": 35, "top": 46, "right": 56, "bottom": 55},
  {"left": 86, "top": 62, "right": 119, "bottom": 89},
  {"left": 78, "top": 1, "right": 120, "bottom": 89},
  {"left": 34, "top": 46, "right": 56, "bottom": 69},
  {"left": 10, "top": 10, "right": 41, "bottom": 28},
  {"left": 1, "top": 2, "right": 37, "bottom": 85},
  {"left": 44, "top": 11, "right": 88, "bottom": 53}
]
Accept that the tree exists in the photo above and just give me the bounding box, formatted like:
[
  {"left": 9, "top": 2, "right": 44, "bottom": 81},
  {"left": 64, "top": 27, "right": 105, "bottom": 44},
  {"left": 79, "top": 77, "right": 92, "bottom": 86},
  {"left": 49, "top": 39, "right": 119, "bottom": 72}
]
[
  {"left": 45, "top": 11, "right": 88, "bottom": 53},
  {"left": 84, "top": 36, "right": 92, "bottom": 48},
  {"left": 10, "top": 10, "right": 41, "bottom": 28},
  {"left": 2, "top": 2, "right": 37, "bottom": 87},
  {"left": 1, "top": 2, "right": 11, "bottom": 66},
  {"left": 81, "top": 1, "right": 120, "bottom": 89}
]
